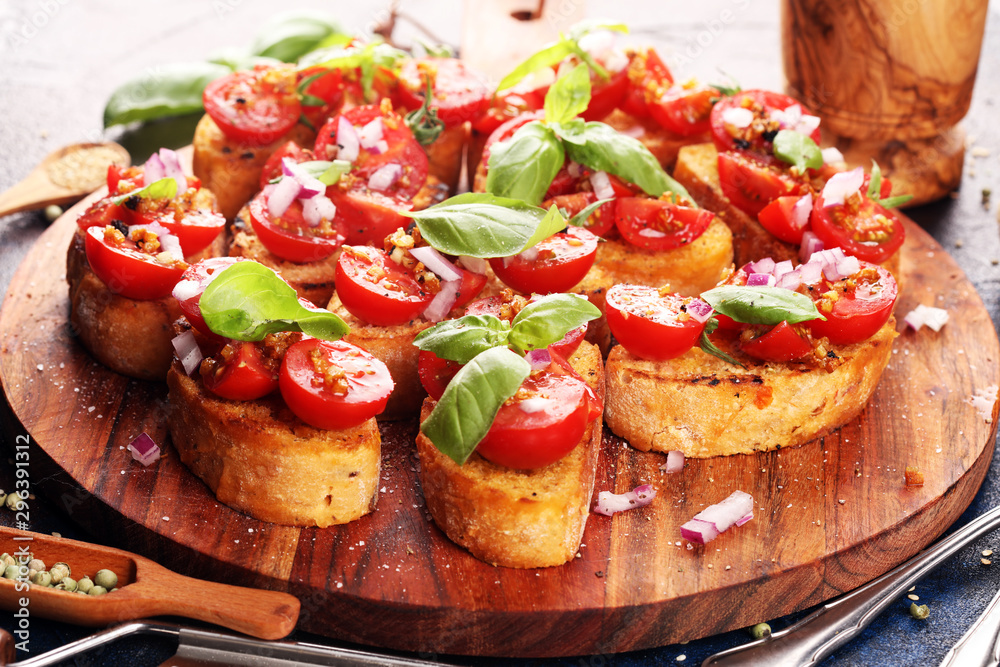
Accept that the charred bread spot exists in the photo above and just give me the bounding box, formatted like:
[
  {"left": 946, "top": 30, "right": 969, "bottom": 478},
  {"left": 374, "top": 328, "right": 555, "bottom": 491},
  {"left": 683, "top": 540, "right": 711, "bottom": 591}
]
[{"left": 240, "top": 151, "right": 255, "bottom": 160}]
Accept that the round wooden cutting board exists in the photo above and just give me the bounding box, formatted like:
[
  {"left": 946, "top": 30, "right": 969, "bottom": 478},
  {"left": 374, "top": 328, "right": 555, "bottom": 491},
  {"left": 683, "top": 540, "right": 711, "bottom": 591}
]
[{"left": 1, "top": 198, "right": 997, "bottom": 657}]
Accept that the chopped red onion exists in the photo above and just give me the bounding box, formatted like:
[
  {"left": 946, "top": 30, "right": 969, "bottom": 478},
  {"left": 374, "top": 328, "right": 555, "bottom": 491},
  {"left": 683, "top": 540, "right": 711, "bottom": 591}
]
[
  {"left": 525, "top": 348, "right": 551, "bottom": 371},
  {"left": 829, "top": 254, "right": 860, "bottom": 281},
  {"left": 590, "top": 171, "right": 615, "bottom": 200},
  {"left": 773, "top": 260, "right": 794, "bottom": 278},
  {"left": 735, "top": 511, "right": 754, "bottom": 527},
  {"left": 267, "top": 174, "right": 301, "bottom": 218},
  {"left": 603, "top": 48, "right": 629, "bottom": 73},
  {"left": 686, "top": 299, "right": 713, "bottom": 323},
  {"left": 337, "top": 116, "right": 360, "bottom": 162},
  {"left": 171, "top": 331, "right": 203, "bottom": 376},
  {"left": 792, "top": 192, "right": 813, "bottom": 230},
  {"left": 593, "top": 484, "right": 656, "bottom": 517},
  {"left": 302, "top": 195, "right": 336, "bottom": 227},
  {"left": 567, "top": 162, "right": 582, "bottom": 178},
  {"left": 158, "top": 148, "right": 187, "bottom": 192},
  {"left": 458, "top": 255, "right": 488, "bottom": 275},
  {"left": 519, "top": 397, "right": 554, "bottom": 414},
  {"left": 578, "top": 29, "right": 615, "bottom": 60},
  {"left": 128, "top": 222, "right": 183, "bottom": 259},
  {"left": 409, "top": 246, "right": 462, "bottom": 282},
  {"left": 518, "top": 246, "right": 539, "bottom": 262},
  {"left": 775, "top": 269, "right": 802, "bottom": 291},
  {"left": 821, "top": 147, "right": 846, "bottom": 165},
  {"left": 661, "top": 450, "right": 685, "bottom": 473},
  {"left": 358, "top": 117, "right": 384, "bottom": 149},
  {"left": 680, "top": 519, "right": 719, "bottom": 545},
  {"left": 798, "top": 258, "right": 823, "bottom": 284},
  {"left": 747, "top": 273, "right": 776, "bottom": 287},
  {"left": 143, "top": 153, "right": 165, "bottom": 185},
  {"left": 769, "top": 104, "right": 819, "bottom": 136},
  {"left": 821, "top": 167, "right": 864, "bottom": 207},
  {"left": 681, "top": 490, "right": 754, "bottom": 544},
  {"left": 281, "top": 158, "right": 324, "bottom": 199},
  {"left": 373, "top": 139, "right": 389, "bottom": 154},
  {"left": 127, "top": 432, "right": 161, "bottom": 466},
  {"left": 722, "top": 107, "right": 754, "bottom": 129},
  {"left": 800, "top": 231, "right": 824, "bottom": 263},
  {"left": 748, "top": 257, "right": 775, "bottom": 275},
  {"left": 422, "top": 280, "right": 461, "bottom": 322},
  {"left": 904, "top": 304, "right": 950, "bottom": 332},
  {"left": 367, "top": 163, "right": 403, "bottom": 192}
]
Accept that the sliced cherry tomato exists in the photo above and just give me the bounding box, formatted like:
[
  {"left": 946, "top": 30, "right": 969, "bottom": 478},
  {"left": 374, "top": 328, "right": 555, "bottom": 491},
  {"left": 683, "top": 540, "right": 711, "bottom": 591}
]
[
  {"left": 489, "top": 226, "right": 598, "bottom": 295},
  {"left": 248, "top": 193, "right": 342, "bottom": 263},
  {"left": 326, "top": 188, "right": 412, "bottom": 247},
  {"left": 808, "top": 262, "right": 898, "bottom": 345},
  {"left": 203, "top": 66, "right": 301, "bottom": 146},
  {"left": 260, "top": 141, "right": 312, "bottom": 190},
  {"left": 84, "top": 225, "right": 186, "bottom": 300},
  {"left": 580, "top": 64, "right": 630, "bottom": 122},
  {"left": 605, "top": 284, "right": 706, "bottom": 361},
  {"left": 465, "top": 293, "right": 587, "bottom": 359},
  {"left": 649, "top": 83, "right": 717, "bottom": 136},
  {"left": 453, "top": 266, "right": 489, "bottom": 309},
  {"left": 76, "top": 198, "right": 124, "bottom": 231},
  {"left": 810, "top": 193, "right": 905, "bottom": 264},
  {"left": 474, "top": 354, "right": 599, "bottom": 469},
  {"left": 335, "top": 246, "right": 435, "bottom": 326},
  {"left": 739, "top": 321, "right": 812, "bottom": 362},
  {"left": 175, "top": 257, "right": 247, "bottom": 338},
  {"left": 279, "top": 338, "right": 393, "bottom": 430},
  {"left": 107, "top": 165, "right": 143, "bottom": 195},
  {"left": 297, "top": 66, "right": 363, "bottom": 130},
  {"left": 397, "top": 58, "right": 491, "bottom": 127},
  {"left": 621, "top": 47, "right": 674, "bottom": 119},
  {"left": 615, "top": 197, "right": 714, "bottom": 249},
  {"left": 151, "top": 207, "right": 226, "bottom": 258},
  {"left": 862, "top": 173, "right": 894, "bottom": 200},
  {"left": 417, "top": 350, "right": 463, "bottom": 400},
  {"left": 471, "top": 90, "right": 544, "bottom": 136},
  {"left": 315, "top": 105, "right": 428, "bottom": 201},
  {"left": 717, "top": 151, "right": 807, "bottom": 217},
  {"left": 201, "top": 341, "right": 279, "bottom": 401},
  {"left": 543, "top": 192, "right": 616, "bottom": 237},
  {"left": 757, "top": 195, "right": 810, "bottom": 244},
  {"left": 711, "top": 89, "right": 821, "bottom": 155}
]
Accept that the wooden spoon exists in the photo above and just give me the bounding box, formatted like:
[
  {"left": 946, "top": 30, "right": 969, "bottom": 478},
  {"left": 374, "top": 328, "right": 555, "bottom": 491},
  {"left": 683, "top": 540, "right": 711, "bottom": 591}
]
[
  {"left": 0, "top": 142, "right": 130, "bottom": 218},
  {"left": 0, "top": 527, "right": 299, "bottom": 640}
]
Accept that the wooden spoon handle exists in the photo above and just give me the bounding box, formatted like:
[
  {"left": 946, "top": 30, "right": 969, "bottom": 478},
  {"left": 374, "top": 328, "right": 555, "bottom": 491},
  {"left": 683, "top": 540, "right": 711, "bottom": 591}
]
[{"left": 0, "top": 172, "right": 66, "bottom": 218}]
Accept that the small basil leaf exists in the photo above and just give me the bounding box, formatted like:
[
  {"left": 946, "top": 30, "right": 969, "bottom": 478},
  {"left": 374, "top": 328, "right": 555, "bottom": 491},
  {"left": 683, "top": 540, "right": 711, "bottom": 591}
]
[
  {"left": 568, "top": 198, "right": 612, "bottom": 228},
  {"left": 200, "top": 263, "right": 349, "bottom": 341},
  {"left": 404, "top": 193, "right": 553, "bottom": 258},
  {"left": 562, "top": 122, "right": 693, "bottom": 200},
  {"left": 521, "top": 204, "right": 569, "bottom": 253},
  {"left": 867, "top": 160, "right": 883, "bottom": 199},
  {"left": 290, "top": 160, "right": 351, "bottom": 185},
  {"left": 508, "top": 294, "right": 602, "bottom": 354},
  {"left": 420, "top": 347, "right": 531, "bottom": 465},
  {"left": 405, "top": 75, "right": 446, "bottom": 146},
  {"left": 549, "top": 119, "right": 587, "bottom": 145},
  {"left": 249, "top": 11, "right": 345, "bottom": 62},
  {"left": 877, "top": 194, "right": 914, "bottom": 208},
  {"left": 412, "top": 315, "right": 512, "bottom": 364},
  {"left": 496, "top": 40, "right": 575, "bottom": 92},
  {"left": 109, "top": 178, "right": 178, "bottom": 205},
  {"left": 485, "top": 121, "right": 565, "bottom": 205},
  {"left": 544, "top": 64, "right": 592, "bottom": 125},
  {"left": 698, "top": 318, "right": 743, "bottom": 368},
  {"left": 773, "top": 130, "right": 823, "bottom": 173},
  {"left": 700, "top": 285, "right": 824, "bottom": 325},
  {"left": 415, "top": 38, "right": 456, "bottom": 58},
  {"left": 103, "top": 62, "right": 231, "bottom": 128}
]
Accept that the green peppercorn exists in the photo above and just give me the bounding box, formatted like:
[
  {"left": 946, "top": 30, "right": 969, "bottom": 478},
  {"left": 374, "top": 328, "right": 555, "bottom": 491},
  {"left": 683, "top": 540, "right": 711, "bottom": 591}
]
[
  {"left": 57, "top": 577, "right": 77, "bottom": 592},
  {"left": 44, "top": 205, "right": 63, "bottom": 222},
  {"left": 0, "top": 492, "right": 7, "bottom": 507},
  {"left": 88, "top": 585, "right": 107, "bottom": 596},
  {"left": 749, "top": 623, "right": 771, "bottom": 639},
  {"left": 0, "top": 553, "right": 15, "bottom": 568},
  {"left": 76, "top": 576, "right": 93, "bottom": 593},
  {"left": 30, "top": 571, "right": 52, "bottom": 587},
  {"left": 6, "top": 493, "right": 24, "bottom": 511},
  {"left": 27, "top": 558, "right": 45, "bottom": 573},
  {"left": 49, "top": 562, "right": 70, "bottom": 584},
  {"left": 3, "top": 565, "right": 20, "bottom": 579},
  {"left": 910, "top": 602, "right": 930, "bottom": 620},
  {"left": 94, "top": 569, "right": 117, "bottom": 590}
]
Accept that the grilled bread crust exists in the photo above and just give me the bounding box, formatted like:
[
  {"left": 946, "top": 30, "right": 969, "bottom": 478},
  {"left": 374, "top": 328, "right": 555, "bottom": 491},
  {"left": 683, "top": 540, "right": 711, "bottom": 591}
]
[
  {"left": 604, "top": 318, "right": 897, "bottom": 457},
  {"left": 424, "top": 123, "right": 468, "bottom": 194},
  {"left": 166, "top": 361, "right": 380, "bottom": 527},
  {"left": 416, "top": 342, "right": 604, "bottom": 568}
]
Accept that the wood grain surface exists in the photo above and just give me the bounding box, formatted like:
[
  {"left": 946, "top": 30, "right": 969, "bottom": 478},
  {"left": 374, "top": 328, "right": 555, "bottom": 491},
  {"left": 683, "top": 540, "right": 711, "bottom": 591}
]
[{"left": 0, "top": 198, "right": 997, "bottom": 657}]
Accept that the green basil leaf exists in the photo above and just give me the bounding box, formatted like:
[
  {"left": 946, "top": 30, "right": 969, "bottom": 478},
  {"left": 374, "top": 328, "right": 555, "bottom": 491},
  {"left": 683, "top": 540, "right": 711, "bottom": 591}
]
[
  {"left": 294, "top": 160, "right": 352, "bottom": 185},
  {"left": 496, "top": 40, "right": 575, "bottom": 92},
  {"left": 420, "top": 347, "right": 531, "bottom": 465},
  {"left": 549, "top": 119, "right": 587, "bottom": 145},
  {"left": 700, "top": 285, "right": 824, "bottom": 325},
  {"left": 698, "top": 318, "right": 743, "bottom": 368},
  {"left": 508, "top": 294, "right": 602, "bottom": 354},
  {"left": 412, "top": 315, "right": 512, "bottom": 364},
  {"left": 249, "top": 11, "right": 344, "bottom": 62},
  {"left": 485, "top": 121, "right": 564, "bottom": 205},
  {"left": 773, "top": 130, "right": 823, "bottom": 173},
  {"left": 867, "top": 160, "right": 883, "bottom": 199},
  {"left": 568, "top": 198, "right": 612, "bottom": 228},
  {"left": 415, "top": 38, "right": 456, "bottom": 59},
  {"left": 877, "top": 194, "right": 914, "bottom": 208},
  {"left": 404, "top": 193, "right": 554, "bottom": 258},
  {"left": 109, "top": 178, "right": 178, "bottom": 205},
  {"left": 207, "top": 48, "right": 283, "bottom": 72},
  {"left": 103, "top": 62, "right": 231, "bottom": 128},
  {"left": 560, "top": 122, "right": 693, "bottom": 200},
  {"left": 200, "top": 263, "right": 349, "bottom": 342},
  {"left": 544, "top": 64, "right": 592, "bottom": 125},
  {"left": 521, "top": 204, "right": 568, "bottom": 252}
]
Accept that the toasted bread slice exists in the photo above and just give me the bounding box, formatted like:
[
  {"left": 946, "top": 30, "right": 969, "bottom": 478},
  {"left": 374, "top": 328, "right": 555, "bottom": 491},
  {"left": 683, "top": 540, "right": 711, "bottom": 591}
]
[
  {"left": 166, "top": 360, "right": 380, "bottom": 527},
  {"left": 424, "top": 123, "right": 468, "bottom": 194},
  {"left": 604, "top": 318, "right": 897, "bottom": 457},
  {"left": 192, "top": 114, "right": 316, "bottom": 220},
  {"left": 416, "top": 341, "right": 605, "bottom": 568}
]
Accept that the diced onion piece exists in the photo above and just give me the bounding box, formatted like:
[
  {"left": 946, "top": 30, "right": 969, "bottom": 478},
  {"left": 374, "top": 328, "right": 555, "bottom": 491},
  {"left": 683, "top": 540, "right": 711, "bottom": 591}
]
[
  {"left": 525, "top": 348, "right": 551, "bottom": 371},
  {"left": 748, "top": 257, "right": 775, "bottom": 275},
  {"left": 821, "top": 147, "right": 846, "bottom": 166},
  {"left": 603, "top": 48, "right": 629, "bottom": 73},
  {"left": 458, "top": 255, "right": 488, "bottom": 275},
  {"left": 282, "top": 158, "right": 324, "bottom": 199},
  {"left": 267, "top": 174, "right": 301, "bottom": 218},
  {"left": 638, "top": 228, "right": 667, "bottom": 238},
  {"left": 359, "top": 117, "right": 384, "bottom": 149},
  {"left": 422, "top": 279, "right": 461, "bottom": 322},
  {"left": 143, "top": 153, "right": 165, "bottom": 186},
  {"left": 800, "top": 231, "right": 824, "bottom": 263},
  {"left": 302, "top": 195, "right": 336, "bottom": 227},
  {"left": 409, "top": 246, "right": 462, "bottom": 282},
  {"left": 829, "top": 254, "right": 860, "bottom": 281},
  {"left": 792, "top": 192, "right": 813, "bottom": 230},
  {"left": 518, "top": 246, "right": 539, "bottom": 262},
  {"left": 578, "top": 29, "right": 616, "bottom": 60},
  {"left": 127, "top": 432, "right": 161, "bottom": 467},
  {"left": 904, "top": 304, "right": 950, "bottom": 332},
  {"left": 680, "top": 519, "right": 719, "bottom": 545},
  {"left": 775, "top": 268, "right": 802, "bottom": 291},
  {"left": 735, "top": 511, "right": 754, "bottom": 527},
  {"left": 747, "top": 273, "right": 775, "bottom": 287},
  {"left": 821, "top": 167, "right": 864, "bottom": 207},
  {"left": 590, "top": 171, "right": 615, "bottom": 201},
  {"left": 519, "top": 397, "right": 554, "bottom": 414},
  {"left": 171, "top": 279, "right": 201, "bottom": 302},
  {"left": 367, "top": 163, "right": 403, "bottom": 192},
  {"left": 372, "top": 139, "right": 389, "bottom": 155},
  {"left": 796, "top": 114, "right": 821, "bottom": 136},
  {"left": 593, "top": 484, "right": 656, "bottom": 517},
  {"left": 660, "top": 450, "right": 685, "bottom": 473},
  {"left": 681, "top": 490, "right": 754, "bottom": 544},
  {"left": 158, "top": 233, "right": 184, "bottom": 261},
  {"left": 686, "top": 299, "right": 713, "bottom": 324},
  {"left": 722, "top": 107, "right": 754, "bottom": 129},
  {"left": 337, "top": 116, "right": 360, "bottom": 162},
  {"left": 798, "top": 256, "right": 823, "bottom": 284},
  {"left": 567, "top": 162, "right": 582, "bottom": 178},
  {"left": 158, "top": 148, "right": 187, "bottom": 192},
  {"left": 773, "top": 260, "right": 794, "bottom": 279},
  {"left": 171, "top": 331, "right": 203, "bottom": 376}
]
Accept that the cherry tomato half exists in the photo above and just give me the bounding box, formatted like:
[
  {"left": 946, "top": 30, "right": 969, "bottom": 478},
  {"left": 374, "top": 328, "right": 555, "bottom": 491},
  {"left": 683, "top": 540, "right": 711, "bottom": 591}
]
[
  {"left": 710, "top": 89, "right": 821, "bottom": 156},
  {"left": 543, "top": 192, "right": 616, "bottom": 237},
  {"left": 580, "top": 64, "right": 630, "bottom": 122},
  {"left": 810, "top": 193, "right": 905, "bottom": 265},
  {"left": 203, "top": 66, "right": 301, "bottom": 146},
  {"left": 397, "top": 58, "right": 492, "bottom": 127},
  {"left": 260, "top": 141, "right": 313, "bottom": 191},
  {"left": 201, "top": 341, "right": 279, "bottom": 401},
  {"left": 474, "top": 354, "right": 600, "bottom": 470},
  {"left": 471, "top": 90, "right": 544, "bottom": 137},
  {"left": 417, "top": 349, "right": 463, "bottom": 400},
  {"left": 807, "top": 262, "right": 898, "bottom": 345},
  {"left": 621, "top": 47, "right": 674, "bottom": 119},
  {"left": 739, "top": 321, "right": 812, "bottom": 362},
  {"left": 757, "top": 195, "right": 810, "bottom": 244},
  {"left": 84, "top": 226, "right": 186, "bottom": 300},
  {"left": 279, "top": 338, "right": 393, "bottom": 430},
  {"left": 605, "top": 284, "right": 707, "bottom": 361},
  {"left": 248, "top": 193, "right": 342, "bottom": 263},
  {"left": 489, "top": 225, "right": 599, "bottom": 295},
  {"left": 335, "top": 246, "right": 435, "bottom": 326},
  {"left": 717, "top": 151, "right": 807, "bottom": 217},
  {"left": 649, "top": 83, "right": 717, "bottom": 137},
  {"left": 615, "top": 197, "right": 715, "bottom": 250}
]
